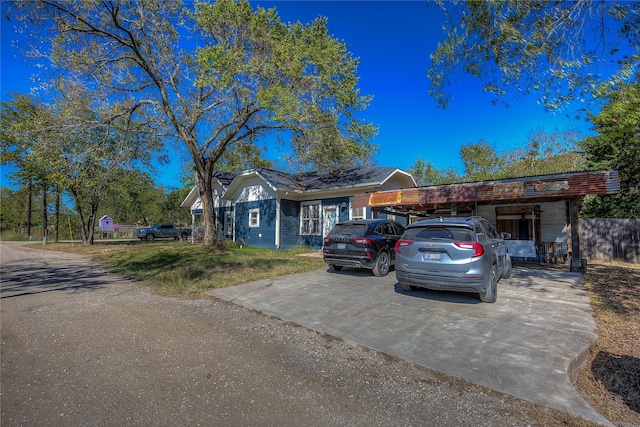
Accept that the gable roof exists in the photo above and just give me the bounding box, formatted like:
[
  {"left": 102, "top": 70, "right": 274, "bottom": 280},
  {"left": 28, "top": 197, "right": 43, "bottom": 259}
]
[
  {"left": 180, "top": 171, "right": 239, "bottom": 208},
  {"left": 212, "top": 171, "right": 238, "bottom": 187},
  {"left": 224, "top": 166, "right": 416, "bottom": 199}
]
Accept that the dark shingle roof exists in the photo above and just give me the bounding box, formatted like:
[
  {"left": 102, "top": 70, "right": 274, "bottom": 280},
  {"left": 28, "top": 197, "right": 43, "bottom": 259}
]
[
  {"left": 212, "top": 171, "right": 238, "bottom": 188},
  {"left": 253, "top": 166, "right": 398, "bottom": 192}
]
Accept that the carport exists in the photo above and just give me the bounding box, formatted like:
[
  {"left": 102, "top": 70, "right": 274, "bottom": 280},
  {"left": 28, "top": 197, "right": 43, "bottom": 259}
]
[{"left": 351, "top": 170, "right": 620, "bottom": 272}]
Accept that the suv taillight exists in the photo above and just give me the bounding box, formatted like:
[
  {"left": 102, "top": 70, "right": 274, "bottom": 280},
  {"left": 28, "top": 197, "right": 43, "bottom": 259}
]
[
  {"left": 323, "top": 237, "right": 331, "bottom": 244},
  {"left": 454, "top": 241, "right": 484, "bottom": 258},
  {"left": 395, "top": 239, "right": 413, "bottom": 254},
  {"left": 353, "top": 237, "right": 373, "bottom": 245}
]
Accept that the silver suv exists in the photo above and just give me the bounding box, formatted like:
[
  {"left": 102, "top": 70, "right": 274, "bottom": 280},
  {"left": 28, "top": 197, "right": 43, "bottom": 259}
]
[{"left": 395, "top": 216, "right": 512, "bottom": 303}]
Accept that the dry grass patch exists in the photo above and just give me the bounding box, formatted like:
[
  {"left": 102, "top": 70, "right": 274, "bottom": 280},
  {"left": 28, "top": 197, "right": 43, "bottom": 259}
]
[{"left": 576, "top": 261, "right": 640, "bottom": 426}]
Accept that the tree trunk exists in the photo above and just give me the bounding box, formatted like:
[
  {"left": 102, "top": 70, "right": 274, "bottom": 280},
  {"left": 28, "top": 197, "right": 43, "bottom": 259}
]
[
  {"left": 42, "top": 181, "right": 48, "bottom": 245},
  {"left": 86, "top": 201, "right": 98, "bottom": 245},
  {"left": 54, "top": 186, "right": 60, "bottom": 243},
  {"left": 194, "top": 166, "right": 217, "bottom": 246},
  {"left": 27, "top": 180, "right": 32, "bottom": 238},
  {"left": 69, "top": 188, "right": 94, "bottom": 245}
]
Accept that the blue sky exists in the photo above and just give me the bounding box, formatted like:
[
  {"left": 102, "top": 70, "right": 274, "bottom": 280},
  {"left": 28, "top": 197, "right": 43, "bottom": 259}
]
[{"left": 1, "top": 1, "right": 595, "bottom": 188}]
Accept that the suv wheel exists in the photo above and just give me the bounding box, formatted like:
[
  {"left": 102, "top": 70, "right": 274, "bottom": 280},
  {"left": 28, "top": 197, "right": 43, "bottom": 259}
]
[
  {"left": 329, "top": 265, "right": 343, "bottom": 272},
  {"left": 372, "top": 251, "right": 390, "bottom": 277},
  {"left": 479, "top": 264, "right": 498, "bottom": 303},
  {"left": 146, "top": 234, "right": 155, "bottom": 241},
  {"left": 502, "top": 253, "right": 512, "bottom": 279}
]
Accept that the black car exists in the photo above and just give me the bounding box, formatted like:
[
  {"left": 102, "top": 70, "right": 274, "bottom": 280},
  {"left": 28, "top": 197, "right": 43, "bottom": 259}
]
[{"left": 322, "top": 219, "right": 406, "bottom": 276}]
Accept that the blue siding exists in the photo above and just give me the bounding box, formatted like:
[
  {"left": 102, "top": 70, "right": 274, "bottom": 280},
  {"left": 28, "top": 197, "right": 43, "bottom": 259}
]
[
  {"left": 235, "top": 199, "right": 277, "bottom": 249},
  {"left": 279, "top": 199, "right": 300, "bottom": 249},
  {"left": 298, "top": 234, "right": 322, "bottom": 249}
]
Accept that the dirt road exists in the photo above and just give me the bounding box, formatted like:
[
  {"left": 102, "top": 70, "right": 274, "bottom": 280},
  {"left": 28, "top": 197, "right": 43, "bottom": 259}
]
[{"left": 0, "top": 242, "right": 600, "bottom": 426}]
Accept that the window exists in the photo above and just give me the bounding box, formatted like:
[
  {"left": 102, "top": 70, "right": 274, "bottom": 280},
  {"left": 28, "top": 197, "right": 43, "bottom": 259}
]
[
  {"left": 249, "top": 208, "right": 259, "bottom": 228},
  {"left": 481, "top": 219, "right": 501, "bottom": 240},
  {"left": 225, "top": 211, "right": 234, "bottom": 237},
  {"left": 351, "top": 206, "right": 365, "bottom": 220},
  {"left": 392, "top": 223, "right": 405, "bottom": 236},
  {"left": 301, "top": 202, "right": 321, "bottom": 235}
]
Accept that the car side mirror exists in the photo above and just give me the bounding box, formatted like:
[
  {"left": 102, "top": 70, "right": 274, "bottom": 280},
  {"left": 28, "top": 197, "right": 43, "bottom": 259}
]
[{"left": 501, "top": 232, "right": 512, "bottom": 240}]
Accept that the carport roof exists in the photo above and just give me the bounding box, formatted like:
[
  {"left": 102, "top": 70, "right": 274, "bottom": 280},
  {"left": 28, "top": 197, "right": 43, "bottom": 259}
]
[{"left": 351, "top": 170, "right": 620, "bottom": 212}]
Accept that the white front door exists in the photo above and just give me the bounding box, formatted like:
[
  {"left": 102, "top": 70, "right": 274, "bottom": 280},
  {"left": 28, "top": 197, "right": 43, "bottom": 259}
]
[{"left": 323, "top": 206, "right": 338, "bottom": 238}]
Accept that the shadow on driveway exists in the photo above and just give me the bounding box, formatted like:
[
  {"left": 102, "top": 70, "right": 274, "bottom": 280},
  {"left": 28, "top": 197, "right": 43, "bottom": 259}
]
[{"left": 1, "top": 242, "right": 122, "bottom": 299}]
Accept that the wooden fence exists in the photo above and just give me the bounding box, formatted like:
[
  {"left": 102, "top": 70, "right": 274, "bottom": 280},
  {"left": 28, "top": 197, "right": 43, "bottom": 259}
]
[
  {"left": 579, "top": 218, "right": 640, "bottom": 264},
  {"left": 95, "top": 225, "right": 138, "bottom": 239}
]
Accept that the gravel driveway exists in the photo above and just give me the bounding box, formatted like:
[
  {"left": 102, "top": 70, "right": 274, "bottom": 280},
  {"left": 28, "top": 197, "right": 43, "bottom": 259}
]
[{"left": 1, "top": 242, "right": 602, "bottom": 426}]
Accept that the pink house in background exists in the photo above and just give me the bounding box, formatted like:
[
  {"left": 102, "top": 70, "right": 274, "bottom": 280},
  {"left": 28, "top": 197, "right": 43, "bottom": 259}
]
[{"left": 98, "top": 215, "right": 121, "bottom": 231}]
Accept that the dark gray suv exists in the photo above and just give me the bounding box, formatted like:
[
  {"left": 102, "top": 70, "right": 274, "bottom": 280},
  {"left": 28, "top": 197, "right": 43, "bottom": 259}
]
[
  {"left": 323, "top": 219, "right": 406, "bottom": 277},
  {"left": 395, "top": 216, "right": 512, "bottom": 302}
]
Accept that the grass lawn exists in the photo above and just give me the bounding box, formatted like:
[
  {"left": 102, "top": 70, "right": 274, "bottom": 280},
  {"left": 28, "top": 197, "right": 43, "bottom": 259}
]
[{"left": 42, "top": 240, "right": 326, "bottom": 297}]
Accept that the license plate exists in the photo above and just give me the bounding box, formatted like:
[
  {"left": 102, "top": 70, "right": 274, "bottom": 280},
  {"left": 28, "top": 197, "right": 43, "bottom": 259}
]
[
  {"left": 337, "top": 243, "right": 347, "bottom": 250},
  {"left": 423, "top": 253, "right": 441, "bottom": 261}
]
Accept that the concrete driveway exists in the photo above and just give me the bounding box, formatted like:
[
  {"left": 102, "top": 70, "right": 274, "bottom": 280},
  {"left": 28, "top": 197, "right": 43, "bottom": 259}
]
[{"left": 209, "top": 265, "right": 609, "bottom": 425}]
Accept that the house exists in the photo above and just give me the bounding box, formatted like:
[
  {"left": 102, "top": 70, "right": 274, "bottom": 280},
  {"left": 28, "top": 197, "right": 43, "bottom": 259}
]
[
  {"left": 98, "top": 215, "right": 113, "bottom": 229},
  {"left": 181, "top": 166, "right": 417, "bottom": 249},
  {"left": 98, "top": 215, "right": 120, "bottom": 231},
  {"left": 181, "top": 172, "right": 237, "bottom": 240},
  {"left": 97, "top": 215, "right": 121, "bottom": 237}
]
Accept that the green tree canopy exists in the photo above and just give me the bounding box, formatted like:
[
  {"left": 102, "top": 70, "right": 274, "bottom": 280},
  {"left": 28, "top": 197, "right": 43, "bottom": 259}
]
[
  {"left": 98, "top": 169, "right": 165, "bottom": 226},
  {"left": 408, "top": 157, "right": 460, "bottom": 186},
  {"left": 428, "top": 1, "right": 639, "bottom": 109},
  {"left": 13, "top": 0, "right": 378, "bottom": 246},
  {"left": 1, "top": 92, "right": 157, "bottom": 244},
  {"left": 408, "top": 127, "right": 586, "bottom": 185},
  {"left": 503, "top": 128, "right": 586, "bottom": 177},
  {"left": 459, "top": 140, "right": 504, "bottom": 181},
  {"left": 580, "top": 79, "right": 640, "bottom": 218}
]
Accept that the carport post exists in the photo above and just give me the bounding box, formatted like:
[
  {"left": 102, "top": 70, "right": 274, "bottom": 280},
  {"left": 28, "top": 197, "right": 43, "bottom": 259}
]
[{"left": 569, "top": 197, "right": 583, "bottom": 272}]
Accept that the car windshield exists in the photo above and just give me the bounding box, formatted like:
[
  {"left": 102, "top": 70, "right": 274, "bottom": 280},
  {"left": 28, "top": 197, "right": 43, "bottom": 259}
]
[
  {"left": 328, "top": 224, "right": 368, "bottom": 237},
  {"left": 404, "top": 225, "right": 473, "bottom": 242}
]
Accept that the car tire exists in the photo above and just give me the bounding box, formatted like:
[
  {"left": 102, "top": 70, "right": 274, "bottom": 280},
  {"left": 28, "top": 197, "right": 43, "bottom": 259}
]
[
  {"left": 399, "top": 282, "right": 416, "bottom": 292},
  {"left": 502, "top": 253, "right": 512, "bottom": 279},
  {"left": 329, "top": 264, "right": 343, "bottom": 272},
  {"left": 146, "top": 234, "right": 155, "bottom": 241},
  {"left": 372, "top": 251, "right": 390, "bottom": 277},
  {"left": 480, "top": 263, "right": 498, "bottom": 303},
  {"left": 181, "top": 232, "right": 189, "bottom": 240}
]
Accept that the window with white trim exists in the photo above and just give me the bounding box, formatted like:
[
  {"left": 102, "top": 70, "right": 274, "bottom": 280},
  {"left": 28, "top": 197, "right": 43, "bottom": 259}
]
[
  {"left": 249, "top": 208, "right": 260, "bottom": 228},
  {"left": 300, "top": 202, "right": 321, "bottom": 235},
  {"left": 350, "top": 206, "right": 365, "bottom": 220}
]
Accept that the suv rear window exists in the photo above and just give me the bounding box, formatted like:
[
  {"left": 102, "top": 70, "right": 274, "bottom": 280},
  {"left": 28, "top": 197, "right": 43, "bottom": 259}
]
[
  {"left": 327, "top": 224, "right": 368, "bottom": 237},
  {"left": 404, "top": 225, "right": 474, "bottom": 242}
]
